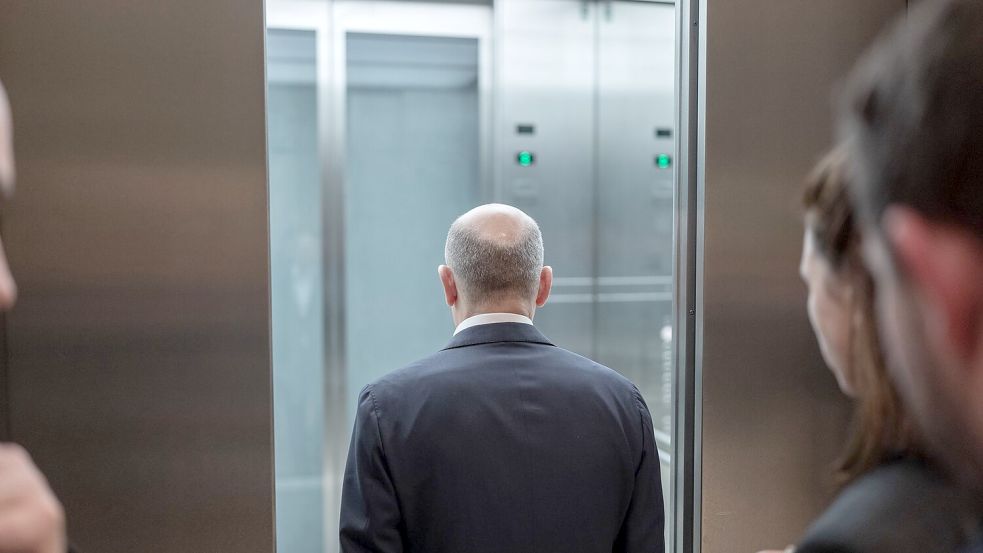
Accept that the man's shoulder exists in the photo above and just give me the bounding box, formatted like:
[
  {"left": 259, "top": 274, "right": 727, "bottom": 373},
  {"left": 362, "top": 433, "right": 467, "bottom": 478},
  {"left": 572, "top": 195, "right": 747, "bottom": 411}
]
[
  {"left": 548, "top": 345, "right": 640, "bottom": 390},
  {"left": 797, "top": 459, "right": 978, "bottom": 553},
  {"left": 363, "top": 349, "right": 449, "bottom": 394},
  {"left": 368, "top": 341, "right": 639, "bottom": 402}
]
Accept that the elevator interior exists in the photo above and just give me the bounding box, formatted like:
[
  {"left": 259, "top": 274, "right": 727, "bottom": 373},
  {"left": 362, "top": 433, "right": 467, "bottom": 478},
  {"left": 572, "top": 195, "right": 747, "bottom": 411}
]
[
  {"left": 266, "top": 1, "right": 678, "bottom": 551},
  {"left": 0, "top": 0, "right": 915, "bottom": 551}
]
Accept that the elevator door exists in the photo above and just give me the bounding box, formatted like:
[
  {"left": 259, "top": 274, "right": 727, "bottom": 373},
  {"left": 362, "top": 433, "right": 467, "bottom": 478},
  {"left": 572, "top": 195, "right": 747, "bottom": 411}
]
[
  {"left": 267, "top": 1, "right": 677, "bottom": 552},
  {"left": 344, "top": 30, "right": 484, "bottom": 419},
  {"left": 496, "top": 0, "right": 677, "bottom": 546}
]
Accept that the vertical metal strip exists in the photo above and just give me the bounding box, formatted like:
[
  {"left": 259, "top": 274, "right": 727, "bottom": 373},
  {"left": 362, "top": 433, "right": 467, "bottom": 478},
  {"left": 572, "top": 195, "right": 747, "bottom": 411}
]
[
  {"left": 673, "top": 0, "right": 703, "bottom": 551},
  {"left": 492, "top": 0, "right": 506, "bottom": 203},
  {"left": 478, "top": 10, "right": 494, "bottom": 202},
  {"left": 693, "top": 0, "right": 706, "bottom": 548},
  {"left": 591, "top": 0, "right": 601, "bottom": 358},
  {"left": 259, "top": 2, "right": 277, "bottom": 548},
  {"left": 322, "top": 2, "right": 348, "bottom": 551}
]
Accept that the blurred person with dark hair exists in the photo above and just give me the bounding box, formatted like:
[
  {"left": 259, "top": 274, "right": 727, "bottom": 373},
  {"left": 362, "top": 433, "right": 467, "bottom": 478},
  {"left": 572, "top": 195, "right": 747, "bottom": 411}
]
[{"left": 836, "top": 0, "right": 983, "bottom": 550}]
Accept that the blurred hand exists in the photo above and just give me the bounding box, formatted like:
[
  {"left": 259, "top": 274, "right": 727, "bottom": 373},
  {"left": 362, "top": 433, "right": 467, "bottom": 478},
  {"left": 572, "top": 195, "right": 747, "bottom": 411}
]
[{"left": 0, "top": 444, "right": 66, "bottom": 553}]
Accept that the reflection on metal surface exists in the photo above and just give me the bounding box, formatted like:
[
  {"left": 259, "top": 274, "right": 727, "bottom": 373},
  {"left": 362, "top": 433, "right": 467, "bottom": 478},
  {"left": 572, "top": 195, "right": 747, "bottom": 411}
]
[
  {"left": 698, "top": 2, "right": 907, "bottom": 552},
  {"left": 552, "top": 274, "right": 674, "bottom": 304},
  {"left": 496, "top": 4, "right": 677, "bottom": 546},
  {"left": 0, "top": 1, "right": 274, "bottom": 552},
  {"left": 268, "top": 26, "right": 327, "bottom": 553}
]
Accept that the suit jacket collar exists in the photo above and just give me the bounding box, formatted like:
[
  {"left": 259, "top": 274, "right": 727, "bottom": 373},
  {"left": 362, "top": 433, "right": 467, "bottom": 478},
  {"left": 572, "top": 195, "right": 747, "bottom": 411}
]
[{"left": 442, "top": 322, "right": 555, "bottom": 350}]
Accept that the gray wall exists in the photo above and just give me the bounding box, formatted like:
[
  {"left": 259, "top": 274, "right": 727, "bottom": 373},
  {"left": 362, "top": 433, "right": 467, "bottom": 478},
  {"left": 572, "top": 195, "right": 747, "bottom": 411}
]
[
  {"left": 699, "top": 1, "right": 906, "bottom": 551},
  {"left": 0, "top": 2, "right": 274, "bottom": 552}
]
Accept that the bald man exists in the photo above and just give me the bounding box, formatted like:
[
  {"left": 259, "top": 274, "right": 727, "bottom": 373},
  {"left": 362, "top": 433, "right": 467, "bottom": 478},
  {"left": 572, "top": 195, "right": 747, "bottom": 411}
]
[
  {"left": 340, "top": 204, "right": 665, "bottom": 553},
  {"left": 0, "top": 81, "right": 67, "bottom": 553}
]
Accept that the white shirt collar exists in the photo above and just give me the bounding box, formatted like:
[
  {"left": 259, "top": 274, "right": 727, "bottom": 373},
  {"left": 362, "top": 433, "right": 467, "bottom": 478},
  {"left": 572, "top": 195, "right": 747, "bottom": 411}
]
[{"left": 454, "top": 312, "right": 534, "bottom": 335}]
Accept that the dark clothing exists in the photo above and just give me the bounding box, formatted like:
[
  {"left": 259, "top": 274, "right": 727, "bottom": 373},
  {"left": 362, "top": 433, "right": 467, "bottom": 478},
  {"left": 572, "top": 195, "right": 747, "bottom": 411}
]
[
  {"left": 796, "top": 458, "right": 979, "bottom": 553},
  {"left": 340, "top": 322, "right": 665, "bottom": 553},
  {"left": 963, "top": 536, "right": 983, "bottom": 553}
]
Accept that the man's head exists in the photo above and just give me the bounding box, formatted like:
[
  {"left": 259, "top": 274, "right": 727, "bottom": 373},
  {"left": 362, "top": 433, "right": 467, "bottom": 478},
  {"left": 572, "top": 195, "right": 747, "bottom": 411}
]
[
  {"left": 439, "top": 204, "right": 551, "bottom": 325},
  {"left": 0, "top": 79, "right": 18, "bottom": 309},
  {"left": 839, "top": 0, "right": 983, "bottom": 490}
]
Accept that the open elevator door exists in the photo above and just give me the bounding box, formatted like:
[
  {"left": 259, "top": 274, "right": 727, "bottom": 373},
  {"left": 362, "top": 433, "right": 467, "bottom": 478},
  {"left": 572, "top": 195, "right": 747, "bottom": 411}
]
[{"left": 266, "top": 1, "right": 682, "bottom": 552}]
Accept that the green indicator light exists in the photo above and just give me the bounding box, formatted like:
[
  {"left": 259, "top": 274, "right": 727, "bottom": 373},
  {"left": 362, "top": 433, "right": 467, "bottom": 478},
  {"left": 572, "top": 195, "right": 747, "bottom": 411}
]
[
  {"left": 517, "top": 151, "right": 535, "bottom": 167},
  {"left": 656, "top": 154, "right": 672, "bottom": 169}
]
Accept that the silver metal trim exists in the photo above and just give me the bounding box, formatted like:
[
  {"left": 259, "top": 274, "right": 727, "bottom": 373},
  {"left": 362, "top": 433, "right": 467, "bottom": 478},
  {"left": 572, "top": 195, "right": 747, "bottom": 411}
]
[
  {"left": 260, "top": 3, "right": 344, "bottom": 549},
  {"left": 673, "top": 0, "right": 702, "bottom": 551},
  {"left": 694, "top": 0, "right": 706, "bottom": 549},
  {"left": 323, "top": 5, "right": 347, "bottom": 552},
  {"left": 261, "top": 2, "right": 278, "bottom": 548},
  {"left": 591, "top": 0, "right": 601, "bottom": 357}
]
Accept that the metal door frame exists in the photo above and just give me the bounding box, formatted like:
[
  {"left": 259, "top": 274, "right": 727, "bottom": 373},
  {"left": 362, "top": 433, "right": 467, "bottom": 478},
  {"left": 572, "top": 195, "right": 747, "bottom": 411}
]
[
  {"left": 266, "top": 2, "right": 701, "bottom": 552},
  {"left": 266, "top": 4, "right": 338, "bottom": 552},
  {"left": 673, "top": 0, "right": 703, "bottom": 552}
]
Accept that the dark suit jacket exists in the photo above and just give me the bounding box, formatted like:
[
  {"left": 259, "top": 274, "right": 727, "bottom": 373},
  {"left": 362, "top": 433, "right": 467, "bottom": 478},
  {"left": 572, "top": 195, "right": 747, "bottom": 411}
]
[
  {"left": 796, "top": 458, "right": 980, "bottom": 553},
  {"left": 340, "top": 322, "right": 665, "bottom": 553},
  {"left": 963, "top": 537, "right": 983, "bottom": 553}
]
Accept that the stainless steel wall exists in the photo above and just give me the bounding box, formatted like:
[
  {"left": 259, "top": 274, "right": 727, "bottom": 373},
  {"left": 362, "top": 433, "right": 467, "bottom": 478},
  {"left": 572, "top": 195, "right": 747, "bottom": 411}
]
[
  {"left": 699, "top": 1, "right": 905, "bottom": 551},
  {"left": 0, "top": 2, "right": 274, "bottom": 552}
]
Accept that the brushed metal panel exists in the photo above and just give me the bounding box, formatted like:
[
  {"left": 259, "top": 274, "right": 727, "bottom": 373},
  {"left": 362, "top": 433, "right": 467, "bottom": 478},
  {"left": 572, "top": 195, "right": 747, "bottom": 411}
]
[
  {"left": 699, "top": 2, "right": 905, "bottom": 552},
  {"left": 496, "top": 0, "right": 597, "bottom": 298},
  {"left": 0, "top": 2, "right": 274, "bottom": 552},
  {"left": 596, "top": 3, "right": 677, "bottom": 545}
]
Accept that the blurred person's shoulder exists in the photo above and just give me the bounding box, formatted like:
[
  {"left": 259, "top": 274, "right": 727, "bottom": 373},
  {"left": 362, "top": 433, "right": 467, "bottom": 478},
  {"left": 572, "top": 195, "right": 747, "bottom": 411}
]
[{"left": 796, "top": 458, "right": 979, "bottom": 553}]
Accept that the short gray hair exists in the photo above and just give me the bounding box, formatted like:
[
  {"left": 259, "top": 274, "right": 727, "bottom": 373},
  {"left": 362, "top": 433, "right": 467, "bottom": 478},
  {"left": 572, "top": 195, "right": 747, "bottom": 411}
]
[{"left": 444, "top": 213, "right": 544, "bottom": 304}]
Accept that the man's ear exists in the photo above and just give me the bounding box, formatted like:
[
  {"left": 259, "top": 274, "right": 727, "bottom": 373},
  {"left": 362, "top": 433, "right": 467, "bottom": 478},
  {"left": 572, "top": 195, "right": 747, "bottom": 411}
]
[
  {"left": 438, "top": 265, "right": 458, "bottom": 307},
  {"left": 536, "top": 266, "right": 553, "bottom": 308},
  {"left": 884, "top": 206, "right": 983, "bottom": 365}
]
